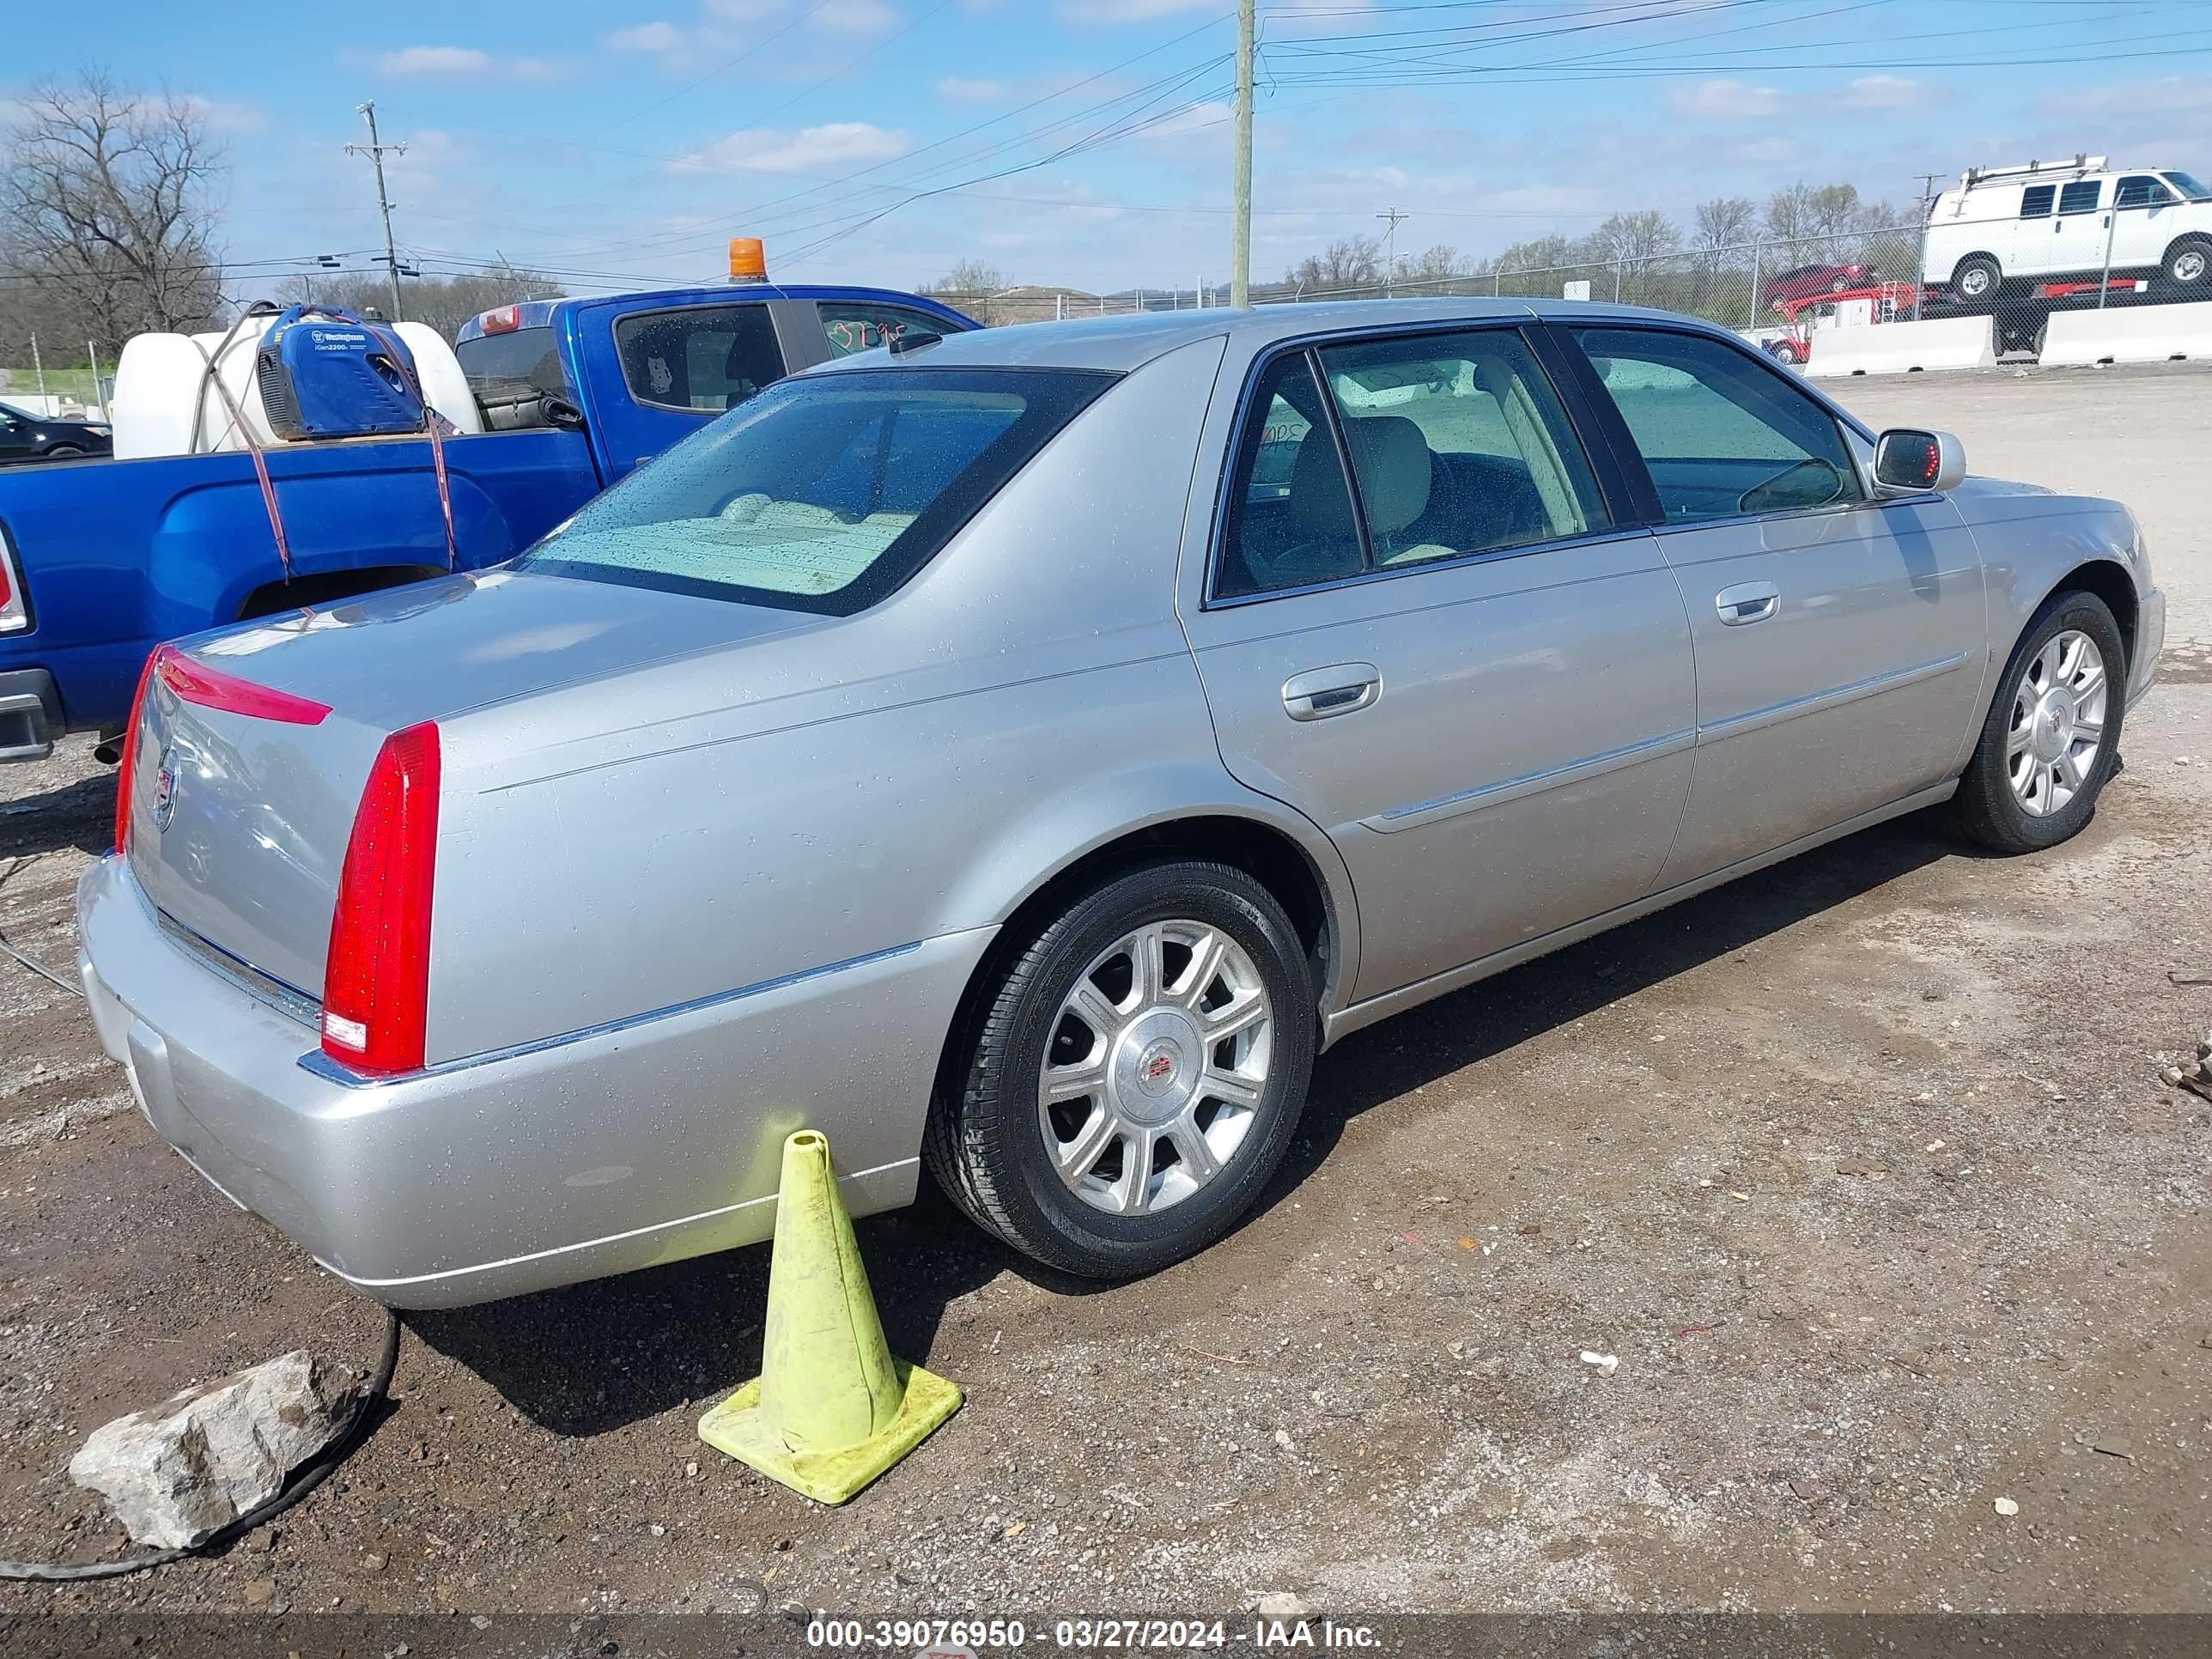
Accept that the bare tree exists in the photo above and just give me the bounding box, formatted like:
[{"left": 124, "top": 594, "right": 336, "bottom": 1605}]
[
  {"left": 925, "top": 258, "right": 1004, "bottom": 295},
  {"left": 1692, "top": 196, "right": 1757, "bottom": 256},
  {"left": 1586, "top": 210, "right": 1681, "bottom": 302},
  {"left": 1401, "top": 243, "right": 1462, "bottom": 289},
  {"left": 0, "top": 71, "right": 227, "bottom": 356},
  {"left": 919, "top": 258, "right": 1006, "bottom": 323},
  {"left": 1283, "top": 234, "right": 1382, "bottom": 296}
]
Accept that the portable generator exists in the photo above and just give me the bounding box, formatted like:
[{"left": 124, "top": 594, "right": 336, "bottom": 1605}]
[{"left": 254, "top": 306, "right": 428, "bottom": 441}]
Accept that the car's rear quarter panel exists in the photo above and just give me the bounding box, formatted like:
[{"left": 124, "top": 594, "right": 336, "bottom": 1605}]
[{"left": 406, "top": 337, "right": 1319, "bottom": 1264}]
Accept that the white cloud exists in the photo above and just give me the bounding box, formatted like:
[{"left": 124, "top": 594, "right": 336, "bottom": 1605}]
[
  {"left": 1060, "top": 0, "right": 1209, "bottom": 18},
  {"left": 179, "top": 94, "right": 265, "bottom": 133},
  {"left": 1132, "top": 98, "right": 1232, "bottom": 143},
  {"left": 376, "top": 45, "right": 557, "bottom": 79},
  {"left": 380, "top": 45, "right": 492, "bottom": 75},
  {"left": 608, "top": 21, "right": 684, "bottom": 52},
  {"left": 1667, "top": 78, "right": 1782, "bottom": 119},
  {"left": 1061, "top": 0, "right": 1364, "bottom": 20},
  {"left": 2041, "top": 75, "right": 2201, "bottom": 118},
  {"left": 672, "top": 120, "right": 909, "bottom": 174},
  {"left": 815, "top": 0, "right": 900, "bottom": 27},
  {"left": 1838, "top": 74, "right": 1923, "bottom": 111},
  {"left": 937, "top": 76, "right": 1011, "bottom": 104}
]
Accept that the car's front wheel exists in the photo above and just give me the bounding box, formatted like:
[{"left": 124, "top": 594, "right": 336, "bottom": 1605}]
[
  {"left": 1953, "top": 254, "right": 2002, "bottom": 302},
  {"left": 927, "top": 860, "right": 1316, "bottom": 1278},
  {"left": 1954, "top": 591, "right": 2126, "bottom": 854}
]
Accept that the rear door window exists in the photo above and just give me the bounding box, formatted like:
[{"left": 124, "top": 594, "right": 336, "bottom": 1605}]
[
  {"left": 817, "top": 302, "right": 951, "bottom": 358},
  {"left": 1315, "top": 329, "right": 1607, "bottom": 568},
  {"left": 1215, "top": 354, "right": 1362, "bottom": 599},
  {"left": 613, "top": 304, "right": 786, "bottom": 413},
  {"left": 2057, "top": 180, "right": 2103, "bottom": 215},
  {"left": 1569, "top": 326, "right": 1864, "bottom": 524}
]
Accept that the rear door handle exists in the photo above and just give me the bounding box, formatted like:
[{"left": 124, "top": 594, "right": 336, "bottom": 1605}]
[
  {"left": 1282, "top": 663, "right": 1380, "bottom": 721},
  {"left": 1716, "top": 580, "right": 1779, "bottom": 625}
]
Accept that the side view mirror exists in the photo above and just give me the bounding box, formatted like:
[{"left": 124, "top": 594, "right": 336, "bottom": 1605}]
[{"left": 1873, "top": 428, "right": 1966, "bottom": 495}]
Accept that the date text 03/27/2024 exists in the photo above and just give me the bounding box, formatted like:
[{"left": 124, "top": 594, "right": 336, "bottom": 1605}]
[{"left": 805, "top": 1617, "right": 1384, "bottom": 1650}]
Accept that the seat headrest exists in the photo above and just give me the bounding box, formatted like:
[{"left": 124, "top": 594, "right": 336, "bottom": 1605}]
[{"left": 1341, "top": 415, "right": 1431, "bottom": 538}]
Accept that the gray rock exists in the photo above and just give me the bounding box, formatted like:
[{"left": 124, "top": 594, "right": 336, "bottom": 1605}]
[
  {"left": 67, "top": 1350, "right": 358, "bottom": 1547},
  {"left": 1256, "top": 1592, "right": 1316, "bottom": 1620}
]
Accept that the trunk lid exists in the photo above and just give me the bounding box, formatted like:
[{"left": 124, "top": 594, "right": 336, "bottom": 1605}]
[{"left": 125, "top": 568, "right": 811, "bottom": 1000}]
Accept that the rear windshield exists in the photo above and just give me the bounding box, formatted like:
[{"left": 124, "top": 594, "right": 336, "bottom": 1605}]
[
  {"left": 455, "top": 325, "right": 568, "bottom": 396},
  {"left": 517, "top": 367, "right": 1116, "bottom": 615}
]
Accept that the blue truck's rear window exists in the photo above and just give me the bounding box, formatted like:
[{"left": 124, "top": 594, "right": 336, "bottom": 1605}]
[
  {"left": 517, "top": 367, "right": 1115, "bottom": 616},
  {"left": 454, "top": 325, "right": 568, "bottom": 397}
]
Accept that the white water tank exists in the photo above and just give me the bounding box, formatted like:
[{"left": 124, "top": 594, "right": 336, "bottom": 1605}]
[
  {"left": 112, "top": 322, "right": 273, "bottom": 459},
  {"left": 392, "top": 322, "right": 484, "bottom": 437},
  {"left": 111, "top": 313, "right": 482, "bottom": 459}
]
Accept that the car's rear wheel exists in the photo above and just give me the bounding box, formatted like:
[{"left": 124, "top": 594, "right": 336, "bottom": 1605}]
[
  {"left": 926, "top": 860, "right": 1316, "bottom": 1278},
  {"left": 42, "top": 445, "right": 83, "bottom": 459},
  {"left": 1954, "top": 592, "right": 2126, "bottom": 854}
]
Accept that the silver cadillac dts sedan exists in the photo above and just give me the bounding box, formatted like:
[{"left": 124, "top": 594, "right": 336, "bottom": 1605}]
[{"left": 80, "top": 299, "right": 2163, "bottom": 1307}]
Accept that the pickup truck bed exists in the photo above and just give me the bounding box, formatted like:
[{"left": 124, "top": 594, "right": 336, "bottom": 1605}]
[
  {"left": 0, "top": 280, "right": 974, "bottom": 760},
  {"left": 0, "top": 427, "right": 594, "bottom": 756}
]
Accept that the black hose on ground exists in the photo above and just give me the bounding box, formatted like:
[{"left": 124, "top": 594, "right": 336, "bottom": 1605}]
[{"left": 0, "top": 1306, "right": 404, "bottom": 1583}]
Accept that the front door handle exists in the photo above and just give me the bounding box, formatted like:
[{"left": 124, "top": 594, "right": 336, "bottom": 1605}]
[
  {"left": 1716, "top": 581, "right": 1779, "bottom": 626},
  {"left": 1282, "top": 663, "right": 1380, "bottom": 721}
]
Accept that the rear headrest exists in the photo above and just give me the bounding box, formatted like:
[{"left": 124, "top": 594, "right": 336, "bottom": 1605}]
[{"left": 1341, "top": 415, "right": 1431, "bottom": 537}]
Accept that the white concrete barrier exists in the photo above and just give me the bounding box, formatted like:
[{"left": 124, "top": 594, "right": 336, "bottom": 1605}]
[
  {"left": 2039, "top": 301, "right": 2212, "bottom": 367},
  {"left": 1804, "top": 316, "right": 1997, "bottom": 377}
]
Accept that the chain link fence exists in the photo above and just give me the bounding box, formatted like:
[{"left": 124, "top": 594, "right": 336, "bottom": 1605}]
[{"left": 958, "top": 209, "right": 2210, "bottom": 362}]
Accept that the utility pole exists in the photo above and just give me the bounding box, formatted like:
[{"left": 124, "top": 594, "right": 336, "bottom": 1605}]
[
  {"left": 29, "top": 334, "right": 45, "bottom": 401},
  {"left": 347, "top": 101, "right": 408, "bottom": 322},
  {"left": 1912, "top": 172, "right": 1941, "bottom": 320},
  {"left": 1376, "top": 205, "right": 1408, "bottom": 297},
  {"left": 1230, "top": 0, "right": 1255, "bottom": 308}
]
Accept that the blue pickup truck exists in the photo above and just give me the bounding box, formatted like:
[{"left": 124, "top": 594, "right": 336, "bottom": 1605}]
[{"left": 0, "top": 283, "right": 972, "bottom": 762}]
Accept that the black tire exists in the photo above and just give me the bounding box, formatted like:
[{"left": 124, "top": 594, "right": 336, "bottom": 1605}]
[
  {"left": 2164, "top": 238, "right": 2211, "bottom": 289},
  {"left": 1953, "top": 591, "right": 2127, "bottom": 854},
  {"left": 925, "top": 860, "right": 1316, "bottom": 1278},
  {"left": 1953, "top": 254, "right": 2002, "bottom": 303},
  {"left": 41, "top": 445, "right": 83, "bottom": 459}
]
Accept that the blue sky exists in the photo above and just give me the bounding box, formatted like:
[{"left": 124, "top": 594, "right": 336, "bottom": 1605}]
[{"left": 10, "top": 0, "right": 2212, "bottom": 299}]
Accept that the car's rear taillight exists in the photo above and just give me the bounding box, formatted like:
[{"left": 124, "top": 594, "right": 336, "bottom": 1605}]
[
  {"left": 156, "top": 647, "right": 331, "bottom": 725},
  {"left": 321, "top": 722, "right": 441, "bottom": 1074},
  {"left": 112, "top": 649, "right": 160, "bottom": 854},
  {"left": 0, "top": 525, "right": 28, "bottom": 634}
]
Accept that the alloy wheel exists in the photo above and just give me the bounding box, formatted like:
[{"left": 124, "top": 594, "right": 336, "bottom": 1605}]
[
  {"left": 2007, "top": 629, "right": 2108, "bottom": 817},
  {"left": 1035, "top": 919, "right": 1273, "bottom": 1217}
]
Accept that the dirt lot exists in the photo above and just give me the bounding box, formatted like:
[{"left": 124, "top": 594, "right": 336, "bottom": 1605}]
[{"left": 1, "top": 364, "right": 2208, "bottom": 1626}]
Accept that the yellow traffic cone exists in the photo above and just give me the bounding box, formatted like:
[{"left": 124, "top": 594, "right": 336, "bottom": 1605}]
[{"left": 697, "top": 1129, "right": 962, "bottom": 1504}]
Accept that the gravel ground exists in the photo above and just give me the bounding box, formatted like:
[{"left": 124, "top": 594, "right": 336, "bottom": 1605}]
[{"left": 0, "top": 364, "right": 2207, "bottom": 1625}]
